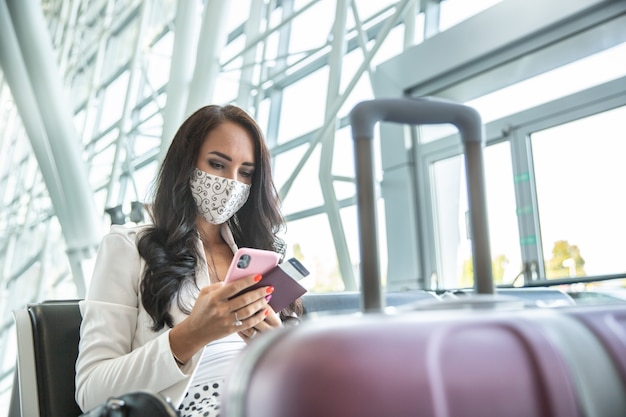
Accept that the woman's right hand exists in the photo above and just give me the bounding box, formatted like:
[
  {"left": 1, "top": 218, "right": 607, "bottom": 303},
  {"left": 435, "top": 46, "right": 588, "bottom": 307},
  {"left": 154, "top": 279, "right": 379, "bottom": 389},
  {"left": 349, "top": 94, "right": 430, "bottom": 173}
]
[{"left": 169, "top": 274, "right": 274, "bottom": 364}]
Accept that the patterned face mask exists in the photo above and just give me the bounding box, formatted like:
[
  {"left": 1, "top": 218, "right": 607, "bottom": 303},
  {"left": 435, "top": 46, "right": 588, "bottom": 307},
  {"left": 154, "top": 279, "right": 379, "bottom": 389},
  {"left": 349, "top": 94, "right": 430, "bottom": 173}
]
[{"left": 190, "top": 168, "right": 251, "bottom": 224}]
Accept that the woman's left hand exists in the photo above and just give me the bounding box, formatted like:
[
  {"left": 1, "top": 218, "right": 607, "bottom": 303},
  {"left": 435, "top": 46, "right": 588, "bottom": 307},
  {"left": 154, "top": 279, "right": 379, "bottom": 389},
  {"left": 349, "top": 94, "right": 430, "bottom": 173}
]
[{"left": 238, "top": 308, "right": 281, "bottom": 342}]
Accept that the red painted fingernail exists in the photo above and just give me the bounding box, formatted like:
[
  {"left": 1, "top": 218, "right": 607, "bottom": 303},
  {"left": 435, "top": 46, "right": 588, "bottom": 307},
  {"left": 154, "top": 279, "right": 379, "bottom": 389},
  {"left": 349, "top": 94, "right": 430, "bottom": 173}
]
[
  {"left": 265, "top": 294, "right": 272, "bottom": 302},
  {"left": 266, "top": 286, "right": 274, "bottom": 294},
  {"left": 264, "top": 309, "right": 270, "bottom": 316},
  {"left": 254, "top": 274, "right": 262, "bottom": 282}
]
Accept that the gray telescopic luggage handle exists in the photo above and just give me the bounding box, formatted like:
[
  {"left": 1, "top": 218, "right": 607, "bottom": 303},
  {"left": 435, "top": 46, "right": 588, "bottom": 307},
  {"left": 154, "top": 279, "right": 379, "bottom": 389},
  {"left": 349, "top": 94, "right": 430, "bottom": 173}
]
[{"left": 350, "top": 97, "right": 494, "bottom": 313}]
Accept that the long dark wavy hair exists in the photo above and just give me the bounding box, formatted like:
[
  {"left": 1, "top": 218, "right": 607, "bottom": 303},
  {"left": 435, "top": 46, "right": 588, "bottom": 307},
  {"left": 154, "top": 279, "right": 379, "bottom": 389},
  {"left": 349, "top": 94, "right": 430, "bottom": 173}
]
[{"left": 138, "top": 105, "right": 302, "bottom": 331}]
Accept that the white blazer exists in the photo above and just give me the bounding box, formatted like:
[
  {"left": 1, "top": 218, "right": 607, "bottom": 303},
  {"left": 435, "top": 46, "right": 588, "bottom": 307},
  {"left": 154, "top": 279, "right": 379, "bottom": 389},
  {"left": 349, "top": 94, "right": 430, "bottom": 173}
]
[{"left": 75, "top": 224, "right": 239, "bottom": 412}]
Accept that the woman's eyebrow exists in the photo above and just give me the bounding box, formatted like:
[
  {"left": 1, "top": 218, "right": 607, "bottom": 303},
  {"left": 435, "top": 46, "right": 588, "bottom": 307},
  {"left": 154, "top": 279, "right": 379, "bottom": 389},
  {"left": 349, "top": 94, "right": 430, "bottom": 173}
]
[
  {"left": 208, "top": 151, "right": 232, "bottom": 161},
  {"left": 209, "top": 151, "right": 255, "bottom": 167}
]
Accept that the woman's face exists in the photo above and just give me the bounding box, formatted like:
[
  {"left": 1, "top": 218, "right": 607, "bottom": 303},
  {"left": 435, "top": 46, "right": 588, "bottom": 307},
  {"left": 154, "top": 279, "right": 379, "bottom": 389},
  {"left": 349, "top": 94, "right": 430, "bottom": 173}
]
[{"left": 196, "top": 121, "right": 256, "bottom": 185}]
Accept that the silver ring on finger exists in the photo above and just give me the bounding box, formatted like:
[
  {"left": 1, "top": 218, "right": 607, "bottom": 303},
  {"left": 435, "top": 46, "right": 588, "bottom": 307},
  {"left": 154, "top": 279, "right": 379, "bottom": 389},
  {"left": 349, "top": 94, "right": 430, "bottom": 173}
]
[{"left": 234, "top": 311, "right": 243, "bottom": 326}]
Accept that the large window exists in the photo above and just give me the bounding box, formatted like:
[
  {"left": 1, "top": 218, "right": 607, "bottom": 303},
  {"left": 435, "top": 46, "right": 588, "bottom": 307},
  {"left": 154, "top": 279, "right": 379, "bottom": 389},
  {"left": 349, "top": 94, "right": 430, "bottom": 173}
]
[
  {"left": 401, "top": 3, "right": 626, "bottom": 291},
  {"left": 532, "top": 106, "right": 626, "bottom": 279},
  {"left": 424, "top": 91, "right": 626, "bottom": 290}
]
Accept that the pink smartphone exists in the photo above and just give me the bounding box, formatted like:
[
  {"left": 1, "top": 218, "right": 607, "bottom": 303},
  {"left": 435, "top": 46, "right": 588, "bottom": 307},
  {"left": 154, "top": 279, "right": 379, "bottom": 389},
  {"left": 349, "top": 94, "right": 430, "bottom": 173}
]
[
  {"left": 228, "top": 256, "right": 310, "bottom": 311},
  {"left": 224, "top": 247, "right": 280, "bottom": 283}
]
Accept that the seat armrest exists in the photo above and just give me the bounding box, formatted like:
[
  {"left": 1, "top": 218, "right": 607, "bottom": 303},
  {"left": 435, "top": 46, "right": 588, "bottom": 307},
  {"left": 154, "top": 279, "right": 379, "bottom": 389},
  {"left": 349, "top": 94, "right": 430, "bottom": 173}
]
[{"left": 13, "top": 308, "right": 40, "bottom": 417}]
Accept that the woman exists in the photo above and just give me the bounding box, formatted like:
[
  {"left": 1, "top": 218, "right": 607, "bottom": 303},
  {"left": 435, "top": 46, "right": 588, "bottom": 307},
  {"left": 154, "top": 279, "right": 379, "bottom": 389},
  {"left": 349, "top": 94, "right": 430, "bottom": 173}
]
[{"left": 75, "top": 105, "right": 301, "bottom": 416}]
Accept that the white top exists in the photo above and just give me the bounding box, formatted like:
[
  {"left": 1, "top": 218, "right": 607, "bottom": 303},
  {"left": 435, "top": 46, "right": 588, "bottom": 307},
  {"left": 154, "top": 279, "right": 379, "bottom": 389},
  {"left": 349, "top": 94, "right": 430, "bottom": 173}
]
[
  {"left": 75, "top": 224, "right": 244, "bottom": 412},
  {"left": 192, "top": 333, "right": 245, "bottom": 386}
]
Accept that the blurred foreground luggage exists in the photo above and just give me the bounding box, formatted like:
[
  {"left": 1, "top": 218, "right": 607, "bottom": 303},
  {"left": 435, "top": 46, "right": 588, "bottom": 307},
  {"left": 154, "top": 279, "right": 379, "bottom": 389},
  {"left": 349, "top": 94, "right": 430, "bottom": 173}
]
[{"left": 222, "top": 98, "right": 626, "bottom": 417}]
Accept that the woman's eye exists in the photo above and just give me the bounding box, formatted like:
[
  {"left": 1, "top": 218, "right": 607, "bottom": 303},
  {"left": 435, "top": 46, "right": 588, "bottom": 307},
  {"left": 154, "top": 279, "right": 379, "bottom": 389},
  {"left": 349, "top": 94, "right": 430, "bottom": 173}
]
[
  {"left": 240, "top": 170, "right": 253, "bottom": 178},
  {"left": 209, "top": 161, "right": 224, "bottom": 169}
]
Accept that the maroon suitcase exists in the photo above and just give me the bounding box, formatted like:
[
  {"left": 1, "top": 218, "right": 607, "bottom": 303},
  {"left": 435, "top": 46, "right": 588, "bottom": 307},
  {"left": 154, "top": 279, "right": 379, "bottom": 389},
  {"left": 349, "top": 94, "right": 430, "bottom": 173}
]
[
  {"left": 222, "top": 98, "right": 626, "bottom": 417},
  {"left": 224, "top": 307, "right": 626, "bottom": 417}
]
